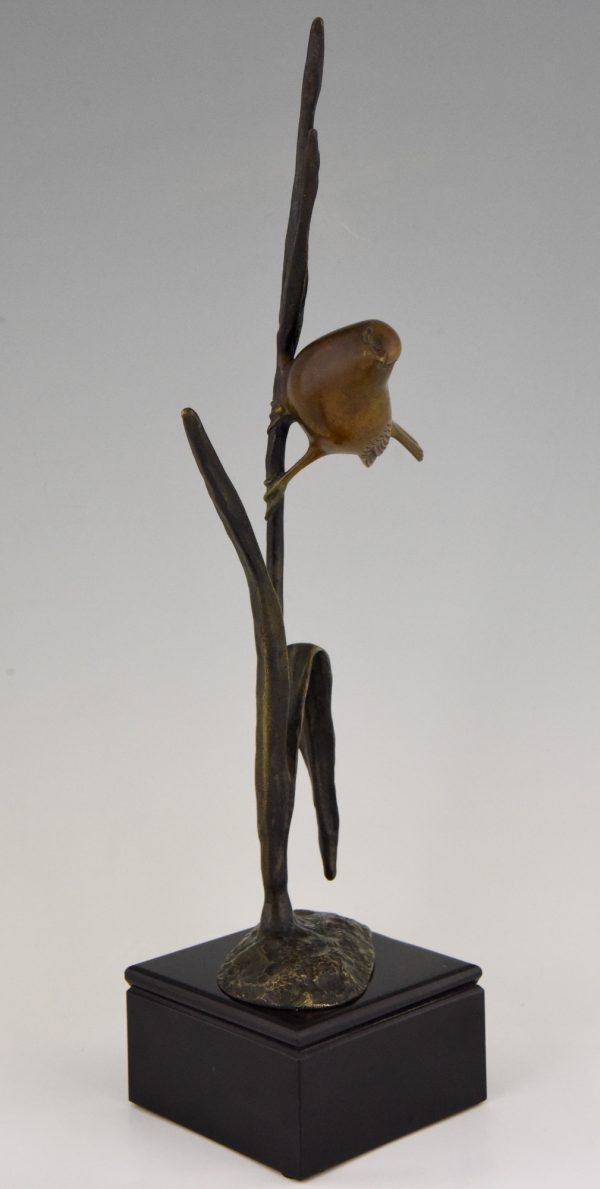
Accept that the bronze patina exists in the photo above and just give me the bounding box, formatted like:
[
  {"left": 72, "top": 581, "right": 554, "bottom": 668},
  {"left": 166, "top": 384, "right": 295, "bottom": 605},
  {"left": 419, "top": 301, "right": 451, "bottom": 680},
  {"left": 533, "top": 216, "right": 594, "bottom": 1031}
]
[
  {"left": 217, "top": 911, "right": 374, "bottom": 1010},
  {"left": 266, "top": 319, "right": 422, "bottom": 515},
  {"left": 182, "top": 19, "right": 423, "bottom": 1009}
]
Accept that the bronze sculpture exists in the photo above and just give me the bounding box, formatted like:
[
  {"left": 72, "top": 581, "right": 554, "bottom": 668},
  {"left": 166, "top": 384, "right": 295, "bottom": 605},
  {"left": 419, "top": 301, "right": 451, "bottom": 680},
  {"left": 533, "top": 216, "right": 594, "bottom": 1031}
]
[
  {"left": 126, "top": 25, "right": 485, "bottom": 1173},
  {"left": 127, "top": 23, "right": 487, "bottom": 1174},
  {"left": 182, "top": 18, "right": 423, "bottom": 1008}
]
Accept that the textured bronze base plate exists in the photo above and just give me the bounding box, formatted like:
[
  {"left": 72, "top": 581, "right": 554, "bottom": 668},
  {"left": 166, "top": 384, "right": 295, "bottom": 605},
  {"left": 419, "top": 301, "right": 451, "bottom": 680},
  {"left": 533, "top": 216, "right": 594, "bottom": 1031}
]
[{"left": 216, "top": 909, "right": 375, "bottom": 1008}]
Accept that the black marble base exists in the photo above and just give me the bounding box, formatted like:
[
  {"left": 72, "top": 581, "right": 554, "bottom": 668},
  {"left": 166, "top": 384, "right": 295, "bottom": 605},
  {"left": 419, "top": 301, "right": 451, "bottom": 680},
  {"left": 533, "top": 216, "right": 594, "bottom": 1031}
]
[{"left": 125, "top": 927, "right": 486, "bottom": 1180}]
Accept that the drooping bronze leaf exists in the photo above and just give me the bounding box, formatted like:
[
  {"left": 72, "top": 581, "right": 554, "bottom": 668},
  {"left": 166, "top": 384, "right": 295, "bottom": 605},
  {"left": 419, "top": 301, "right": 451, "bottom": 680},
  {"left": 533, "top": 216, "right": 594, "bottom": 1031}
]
[{"left": 287, "top": 643, "right": 339, "bottom": 880}]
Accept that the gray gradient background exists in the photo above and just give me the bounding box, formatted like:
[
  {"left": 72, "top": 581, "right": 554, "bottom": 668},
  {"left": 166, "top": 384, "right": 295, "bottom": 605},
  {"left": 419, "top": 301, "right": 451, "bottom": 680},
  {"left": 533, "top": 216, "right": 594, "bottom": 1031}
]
[{"left": 2, "top": 1, "right": 599, "bottom": 1185}]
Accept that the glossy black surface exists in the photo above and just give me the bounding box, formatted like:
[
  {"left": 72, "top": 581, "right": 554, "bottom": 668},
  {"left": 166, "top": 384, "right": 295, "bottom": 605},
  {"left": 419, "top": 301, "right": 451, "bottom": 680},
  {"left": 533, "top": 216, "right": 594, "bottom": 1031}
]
[{"left": 126, "top": 927, "right": 481, "bottom": 1048}]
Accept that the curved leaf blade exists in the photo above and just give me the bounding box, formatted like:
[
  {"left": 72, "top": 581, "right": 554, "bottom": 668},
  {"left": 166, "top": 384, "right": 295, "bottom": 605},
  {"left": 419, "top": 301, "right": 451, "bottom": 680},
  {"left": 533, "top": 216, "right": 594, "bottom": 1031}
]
[{"left": 287, "top": 642, "right": 339, "bottom": 880}]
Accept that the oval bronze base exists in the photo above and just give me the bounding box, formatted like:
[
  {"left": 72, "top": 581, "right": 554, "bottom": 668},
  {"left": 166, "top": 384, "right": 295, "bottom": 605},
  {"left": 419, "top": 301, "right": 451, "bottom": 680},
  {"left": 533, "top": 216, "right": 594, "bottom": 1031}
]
[{"left": 217, "top": 909, "right": 375, "bottom": 1009}]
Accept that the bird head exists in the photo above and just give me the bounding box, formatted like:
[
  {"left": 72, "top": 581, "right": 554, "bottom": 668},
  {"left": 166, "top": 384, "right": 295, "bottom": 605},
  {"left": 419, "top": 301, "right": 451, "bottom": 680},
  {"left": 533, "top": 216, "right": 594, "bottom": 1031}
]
[{"left": 361, "top": 320, "right": 401, "bottom": 371}]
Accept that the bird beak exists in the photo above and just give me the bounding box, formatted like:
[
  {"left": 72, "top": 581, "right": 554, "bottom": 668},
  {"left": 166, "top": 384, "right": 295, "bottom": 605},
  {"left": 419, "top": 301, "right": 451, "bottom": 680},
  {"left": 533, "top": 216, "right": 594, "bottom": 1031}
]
[{"left": 362, "top": 324, "right": 401, "bottom": 366}]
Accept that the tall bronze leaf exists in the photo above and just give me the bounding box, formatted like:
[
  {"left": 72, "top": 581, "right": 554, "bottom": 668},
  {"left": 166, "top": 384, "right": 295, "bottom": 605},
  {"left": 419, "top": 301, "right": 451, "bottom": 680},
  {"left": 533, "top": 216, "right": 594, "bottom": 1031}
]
[{"left": 182, "top": 408, "right": 294, "bottom": 934}]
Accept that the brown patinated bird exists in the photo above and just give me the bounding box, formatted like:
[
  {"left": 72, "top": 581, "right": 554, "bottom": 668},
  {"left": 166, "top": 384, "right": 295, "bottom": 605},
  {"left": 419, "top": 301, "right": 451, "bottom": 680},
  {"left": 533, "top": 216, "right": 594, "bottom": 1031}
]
[{"left": 265, "top": 319, "right": 423, "bottom": 516}]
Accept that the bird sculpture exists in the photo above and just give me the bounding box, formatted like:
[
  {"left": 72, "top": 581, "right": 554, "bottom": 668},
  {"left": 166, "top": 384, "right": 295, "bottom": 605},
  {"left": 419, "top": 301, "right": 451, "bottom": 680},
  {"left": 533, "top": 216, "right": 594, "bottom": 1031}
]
[{"left": 265, "top": 319, "right": 423, "bottom": 516}]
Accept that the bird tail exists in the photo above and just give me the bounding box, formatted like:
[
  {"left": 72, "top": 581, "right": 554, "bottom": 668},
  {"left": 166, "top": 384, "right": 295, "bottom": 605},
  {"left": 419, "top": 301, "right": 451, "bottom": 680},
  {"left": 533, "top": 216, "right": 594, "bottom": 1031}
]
[{"left": 391, "top": 421, "right": 424, "bottom": 461}]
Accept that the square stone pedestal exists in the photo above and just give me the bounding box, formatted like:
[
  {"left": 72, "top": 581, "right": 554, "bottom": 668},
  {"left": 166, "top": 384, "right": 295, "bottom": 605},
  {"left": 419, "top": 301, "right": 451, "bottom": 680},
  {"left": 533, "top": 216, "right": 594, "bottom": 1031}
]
[{"left": 125, "top": 928, "right": 486, "bottom": 1179}]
